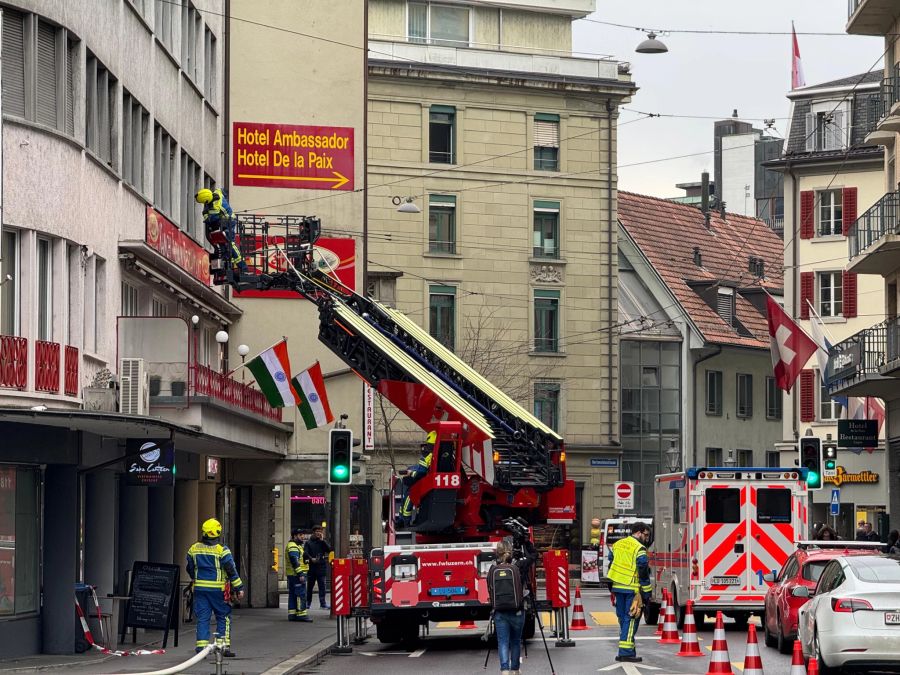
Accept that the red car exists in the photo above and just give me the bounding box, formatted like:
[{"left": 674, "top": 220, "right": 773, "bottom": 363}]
[{"left": 763, "top": 541, "right": 884, "bottom": 653}]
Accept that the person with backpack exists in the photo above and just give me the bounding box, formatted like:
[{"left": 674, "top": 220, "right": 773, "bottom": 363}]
[
  {"left": 607, "top": 521, "right": 652, "bottom": 663},
  {"left": 487, "top": 538, "right": 537, "bottom": 675}
]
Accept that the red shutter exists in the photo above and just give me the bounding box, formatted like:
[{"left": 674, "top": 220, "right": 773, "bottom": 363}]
[
  {"left": 800, "top": 272, "right": 814, "bottom": 319},
  {"left": 800, "top": 190, "right": 815, "bottom": 239},
  {"left": 842, "top": 187, "right": 858, "bottom": 236},
  {"left": 799, "top": 369, "right": 816, "bottom": 423},
  {"left": 843, "top": 271, "right": 858, "bottom": 318}
]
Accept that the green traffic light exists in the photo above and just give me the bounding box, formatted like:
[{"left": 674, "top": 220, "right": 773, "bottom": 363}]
[
  {"left": 807, "top": 471, "right": 820, "bottom": 486},
  {"left": 825, "top": 460, "right": 836, "bottom": 470},
  {"left": 332, "top": 465, "right": 349, "bottom": 480}
]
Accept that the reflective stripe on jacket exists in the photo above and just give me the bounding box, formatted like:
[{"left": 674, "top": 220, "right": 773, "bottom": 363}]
[
  {"left": 608, "top": 535, "right": 651, "bottom": 593},
  {"left": 186, "top": 540, "right": 243, "bottom": 591},
  {"left": 286, "top": 541, "right": 308, "bottom": 576}
]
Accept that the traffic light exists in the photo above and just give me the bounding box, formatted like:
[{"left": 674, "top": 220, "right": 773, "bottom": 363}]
[
  {"left": 823, "top": 444, "right": 838, "bottom": 478},
  {"left": 799, "top": 436, "right": 823, "bottom": 490},
  {"left": 328, "top": 429, "right": 353, "bottom": 485}
]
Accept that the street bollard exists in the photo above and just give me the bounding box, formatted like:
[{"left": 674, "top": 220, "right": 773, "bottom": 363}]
[
  {"left": 350, "top": 558, "right": 369, "bottom": 645},
  {"left": 331, "top": 558, "right": 353, "bottom": 654},
  {"left": 214, "top": 634, "right": 225, "bottom": 675},
  {"left": 543, "top": 549, "right": 574, "bottom": 647}
]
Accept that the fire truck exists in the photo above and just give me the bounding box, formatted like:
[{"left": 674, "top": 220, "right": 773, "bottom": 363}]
[
  {"left": 213, "top": 215, "right": 576, "bottom": 643},
  {"left": 648, "top": 467, "right": 808, "bottom": 627}
]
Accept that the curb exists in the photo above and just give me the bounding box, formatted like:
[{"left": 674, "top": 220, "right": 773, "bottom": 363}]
[{"left": 260, "top": 635, "right": 337, "bottom": 675}]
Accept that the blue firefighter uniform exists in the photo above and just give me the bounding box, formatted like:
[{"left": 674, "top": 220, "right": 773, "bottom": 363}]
[
  {"left": 607, "top": 533, "right": 652, "bottom": 660},
  {"left": 196, "top": 188, "right": 246, "bottom": 272},
  {"left": 399, "top": 450, "right": 432, "bottom": 524},
  {"left": 286, "top": 533, "right": 312, "bottom": 622}
]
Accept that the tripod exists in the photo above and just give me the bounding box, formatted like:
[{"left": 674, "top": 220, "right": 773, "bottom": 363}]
[{"left": 483, "top": 588, "right": 556, "bottom": 675}]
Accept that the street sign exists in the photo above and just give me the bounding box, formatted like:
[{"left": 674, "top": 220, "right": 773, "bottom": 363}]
[
  {"left": 830, "top": 488, "right": 840, "bottom": 517},
  {"left": 838, "top": 419, "right": 878, "bottom": 448},
  {"left": 614, "top": 481, "right": 634, "bottom": 511}
]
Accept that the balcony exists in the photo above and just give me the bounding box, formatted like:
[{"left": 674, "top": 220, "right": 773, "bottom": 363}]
[
  {"left": 191, "top": 364, "right": 281, "bottom": 423},
  {"left": 0, "top": 336, "right": 27, "bottom": 390},
  {"left": 0, "top": 335, "right": 79, "bottom": 398},
  {"left": 847, "top": 190, "right": 900, "bottom": 275},
  {"left": 847, "top": 0, "right": 898, "bottom": 35},
  {"left": 762, "top": 216, "right": 784, "bottom": 238},
  {"left": 826, "top": 321, "right": 898, "bottom": 399}
]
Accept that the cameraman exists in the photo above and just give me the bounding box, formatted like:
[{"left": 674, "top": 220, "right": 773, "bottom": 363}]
[{"left": 487, "top": 536, "right": 537, "bottom": 675}]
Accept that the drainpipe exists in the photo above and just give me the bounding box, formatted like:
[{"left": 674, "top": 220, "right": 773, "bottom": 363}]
[
  {"left": 606, "top": 99, "right": 615, "bottom": 445},
  {"left": 788, "top": 160, "right": 798, "bottom": 439},
  {"left": 693, "top": 345, "right": 722, "bottom": 466},
  {"left": 223, "top": 0, "right": 231, "bottom": 188}
]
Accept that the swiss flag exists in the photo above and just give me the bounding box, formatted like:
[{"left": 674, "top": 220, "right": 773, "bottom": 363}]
[{"left": 766, "top": 294, "right": 818, "bottom": 392}]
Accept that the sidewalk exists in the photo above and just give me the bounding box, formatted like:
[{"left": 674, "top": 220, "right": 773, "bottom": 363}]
[{"left": 0, "top": 604, "right": 339, "bottom": 675}]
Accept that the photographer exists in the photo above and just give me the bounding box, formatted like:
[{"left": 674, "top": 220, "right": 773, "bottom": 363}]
[{"left": 487, "top": 534, "right": 537, "bottom": 675}]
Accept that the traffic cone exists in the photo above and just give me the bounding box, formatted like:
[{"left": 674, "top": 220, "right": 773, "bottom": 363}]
[
  {"left": 656, "top": 590, "right": 668, "bottom": 636},
  {"left": 676, "top": 600, "right": 703, "bottom": 657},
  {"left": 569, "top": 586, "right": 590, "bottom": 631},
  {"left": 705, "top": 611, "right": 734, "bottom": 674},
  {"left": 790, "top": 640, "right": 807, "bottom": 675},
  {"left": 658, "top": 595, "right": 680, "bottom": 645},
  {"left": 807, "top": 657, "right": 819, "bottom": 675},
  {"left": 457, "top": 619, "right": 477, "bottom": 630},
  {"left": 742, "top": 624, "right": 764, "bottom": 675}
]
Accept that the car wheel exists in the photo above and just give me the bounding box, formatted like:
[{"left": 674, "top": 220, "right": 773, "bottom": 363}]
[
  {"left": 776, "top": 612, "right": 792, "bottom": 655},
  {"left": 814, "top": 629, "right": 835, "bottom": 675},
  {"left": 763, "top": 610, "right": 777, "bottom": 648}
]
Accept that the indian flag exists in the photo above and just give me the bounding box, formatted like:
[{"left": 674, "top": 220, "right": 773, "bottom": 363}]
[
  {"left": 245, "top": 340, "right": 299, "bottom": 408},
  {"left": 291, "top": 362, "right": 334, "bottom": 430}
]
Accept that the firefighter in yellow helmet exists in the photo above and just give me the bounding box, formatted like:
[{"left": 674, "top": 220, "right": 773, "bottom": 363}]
[
  {"left": 285, "top": 527, "right": 312, "bottom": 622},
  {"left": 607, "top": 522, "right": 652, "bottom": 663},
  {"left": 195, "top": 188, "right": 246, "bottom": 275},
  {"left": 186, "top": 518, "right": 244, "bottom": 656},
  {"left": 398, "top": 431, "right": 436, "bottom": 527}
]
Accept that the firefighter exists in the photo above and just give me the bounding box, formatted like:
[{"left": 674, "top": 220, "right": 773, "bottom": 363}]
[
  {"left": 606, "top": 522, "right": 652, "bottom": 663},
  {"left": 186, "top": 518, "right": 244, "bottom": 656},
  {"left": 398, "top": 431, "right": 436, "bottom": 526},
  {"left": 285, "top": 527, "right": 313, "bottom": 622},
  {"left": 195, "top": 188, "right": 246, "bottom": 273}
]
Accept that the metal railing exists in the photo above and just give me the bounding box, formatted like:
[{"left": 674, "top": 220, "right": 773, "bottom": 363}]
[
  {"left": 34, "top": 340, "right": 61, "bottom": 393},
  {"left": 848, "top": 190, "right": 900, "bottom": 259},
  {"left": 192, "top": 363, "right": 281, "bottom": 422},
  {"left": 885, "top": 316, "right": 900, "bottom": 365},
  {"left": 64, "top": 345, "right": 80, "bottom": 397},
  {"left": 848, "top": 0, "right": 865, "bottom": 19},
  {"left": 762, "top": 216, "right": 784, "bottom": 237},
  {"left": 0, "top": 335, "right": 27, "bottom": 390},
  {"left": 827, "top": 320, "right": 887, "bottom": 393}
]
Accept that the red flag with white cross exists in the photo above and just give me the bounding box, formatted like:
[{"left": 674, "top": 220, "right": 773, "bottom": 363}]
[{"left": 766, "top": 294, "right": 818, "bottom": 392}]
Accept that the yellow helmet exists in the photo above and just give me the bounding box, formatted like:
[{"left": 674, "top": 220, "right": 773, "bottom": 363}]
[
  {"left": 425, "top": 431, "right": 437, "bottom": 445},
  {"left": 201, "top": 518, "right": 222, "bottom": 538},
  {"left": 195, "top": 188, "right": 214, "bottom": 204}
]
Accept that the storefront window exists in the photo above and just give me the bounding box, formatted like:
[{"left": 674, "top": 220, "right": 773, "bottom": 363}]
[
  {"left": 290, "top": 485, "right": 372, "bottom": 558},
  {"left": 0, "top": 466, "right": 40, "bottom": 616}
]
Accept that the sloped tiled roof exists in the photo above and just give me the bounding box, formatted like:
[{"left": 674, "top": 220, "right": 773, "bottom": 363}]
[{"left": 618, "top": 192, "right": 784, "bottom": 349}]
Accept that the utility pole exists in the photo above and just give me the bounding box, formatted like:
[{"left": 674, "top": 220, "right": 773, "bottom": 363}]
[{"left": 331, "top": 414, "right": 351, "bottom": 559}]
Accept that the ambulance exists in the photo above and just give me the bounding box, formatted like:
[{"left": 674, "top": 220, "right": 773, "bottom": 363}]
[{"left": 648, "top": 467, "right": 808, "bottom": 626}]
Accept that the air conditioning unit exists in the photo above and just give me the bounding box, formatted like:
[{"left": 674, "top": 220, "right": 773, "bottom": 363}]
[{"left": 119, "top": 358, "right": 149, "bottom": 415}]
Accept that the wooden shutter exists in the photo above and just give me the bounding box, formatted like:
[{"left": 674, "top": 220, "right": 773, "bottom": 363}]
[
  {"left": 2, "top": 10, "right": 26, "bottom": 117},
  {"left": 842, "top": 186, "right": 858, "bottom": 236},
  {"left": 799, "top": 369, "right": 816, "bottom": 423},
  {"left": 35, "top": 21, "right": 58, "bottom": 128},
  {"left": 534, "top": 120, "right": 560, "bottom": 148},
  {"left": 843, "top": 271, "right": 858, "bottom": 318},
  {"left": 805, "top": 113, "right": 815, "bottom": 152},
  {"left": 65, "top": 38, "right": 74, "bottom": 135},
  {"left": 829, "top": 109, "right": 845, "bottom": 151},
  {"left": 800, "top": 190, "right": 815, "bottom": 239},
  {"left": 800, "top": 272, "right": 815, "bottom": 319}
]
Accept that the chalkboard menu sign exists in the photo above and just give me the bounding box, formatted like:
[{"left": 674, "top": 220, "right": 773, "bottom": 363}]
[
  {"left": 125, "top": 440, "right": 175, "bottom": 487},
  {"left": 122, "top": 561, "right": 180, "bottom": 648}
]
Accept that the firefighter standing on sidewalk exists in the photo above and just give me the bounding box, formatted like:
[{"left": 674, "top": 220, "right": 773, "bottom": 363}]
[
  {"left": 285, "top": 527, "right": 313, "bottom": 622},
  {"left": 186, "top": 518, "right": 244, "bottom": 656},
  {"left": 606, "top": 522, "right": 652, "bottom": 663}
]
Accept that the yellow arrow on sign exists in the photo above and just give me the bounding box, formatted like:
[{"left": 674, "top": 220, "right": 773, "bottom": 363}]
[{"left": 236, "top": 171, "right": 350, "bottom": 189}]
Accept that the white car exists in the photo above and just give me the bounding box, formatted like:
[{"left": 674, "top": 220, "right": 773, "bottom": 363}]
[{"left": 796, "top": 554, "right": 900, "bottom": 673}]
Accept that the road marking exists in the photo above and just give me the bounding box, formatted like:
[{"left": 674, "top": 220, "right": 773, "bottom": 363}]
[
  {"left": 590, "top": 611, "right": 619, "bottom": 626},
  {"left": 360, "top": 649, "right": 428, "bottom": 658},
  {"left": 598, "top": 663, "right": 661, "bottom": 673}
]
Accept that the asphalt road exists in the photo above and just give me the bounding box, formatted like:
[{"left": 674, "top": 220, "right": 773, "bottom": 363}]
[{"left": 300, "top": 590, "right": 796, "bottom": 675}]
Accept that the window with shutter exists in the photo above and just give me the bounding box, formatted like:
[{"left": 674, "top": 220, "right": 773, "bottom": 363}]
[
  {"left": 828, "top": 110, "right": 845, "bottom": 150},
  {"left": 800, "top": 191, "right": 815, "bottom": 239},
  {"left": 804, "top": 113, "right": 815, "bottom": 152},
  {"left": 716, "top": 288, "right": 734, "bottom": 325},
  {"left": 800, "top": 272, "right": 814, "bottom": 319},
  {"left": 2, "top": 10, "right": 26, "bottom": 118},
  {"left": 534, "top": 116, "right": 560, "bottom": 171},
  {"left": 799, "top": 369, "right": 815, "bottom": 422},
  {"left": 842, "top": 186, "right": 858, "bottom": 236},
  {"left": 843, "top": 271, "right": 857, "bottom": 318},
  {"left": 35, "top": 21, "right": 58, "bottom": 128},
  {"left": 65, "top": 39, "right": 74, "bottom": 135}
]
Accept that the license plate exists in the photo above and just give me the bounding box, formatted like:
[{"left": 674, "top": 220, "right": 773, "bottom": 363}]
[
  {"left": 885, "top": 612, "right": 900, "bottom": 625},
  {"left": 429, "top": 586, "right": 467, "bottom": 596},
  {"left": 710, "top": 576, "right": 742, "bottom": 586}
]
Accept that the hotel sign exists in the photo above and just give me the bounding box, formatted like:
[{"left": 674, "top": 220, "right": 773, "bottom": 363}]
[{"left": 827, "top": 342, "right": 860, "bottom": 383}]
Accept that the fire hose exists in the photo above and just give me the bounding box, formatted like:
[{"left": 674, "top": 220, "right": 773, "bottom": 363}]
[{"left": 107, "top": 643, "right": 218, "bottom": 675}]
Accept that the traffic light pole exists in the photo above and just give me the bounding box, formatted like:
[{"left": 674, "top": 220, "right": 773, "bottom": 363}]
[{"left": 331, "top": 416, "right": 352, "bottom": 559}]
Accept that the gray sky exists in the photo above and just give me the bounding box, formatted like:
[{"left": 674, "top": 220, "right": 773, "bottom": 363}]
[{"left": 572, "top": 1, "right": 884, "bottom": 198}]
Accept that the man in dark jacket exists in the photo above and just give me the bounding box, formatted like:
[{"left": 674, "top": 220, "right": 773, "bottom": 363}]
[
  {"left": 304, "top": 526, "right": 333, "bottom": 609},
  {"left": 487, "top": 537, "right": 537, "bottom": 675}
]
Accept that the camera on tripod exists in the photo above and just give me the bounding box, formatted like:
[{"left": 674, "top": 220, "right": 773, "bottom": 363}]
[{"left": 502, "top": 516, "right": 530, "bottom": 558}]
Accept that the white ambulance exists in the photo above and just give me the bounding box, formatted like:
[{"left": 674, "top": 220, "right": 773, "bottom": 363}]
[{"left": 648, "top": 467, "right": 808, "bottom": 627}]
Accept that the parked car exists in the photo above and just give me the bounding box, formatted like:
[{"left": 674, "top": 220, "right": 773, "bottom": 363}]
[
  {"left": 763, "top": 541, "right": 884, "bottom": 654},
  {"left": 796, "top": 554, "right": 900, "bottom": 674}
]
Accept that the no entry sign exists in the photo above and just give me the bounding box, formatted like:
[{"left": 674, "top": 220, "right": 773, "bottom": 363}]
[{"left": 614, "top": 481, "right": 634, "bottom": 511}]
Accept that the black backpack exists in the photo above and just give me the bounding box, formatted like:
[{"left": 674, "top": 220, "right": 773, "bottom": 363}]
[{"left": 489, "top": 563, "right": 523, "bottom": 612}]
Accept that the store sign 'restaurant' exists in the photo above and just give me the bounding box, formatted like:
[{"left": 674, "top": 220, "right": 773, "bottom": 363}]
[
  {"left": 145, "top": 207, "right": 210, "bottom": 285},
  {"left": 824, "top": 465, "right": 879, "bottom": 487}
]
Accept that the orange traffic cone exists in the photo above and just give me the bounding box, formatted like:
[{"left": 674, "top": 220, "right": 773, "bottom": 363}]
[
  {"left": 807, "top": 657, "right": 819, "bottom": 675},
  {"left": 742, "top": 624, "right": 764, "bottom": 675},
  {"left": 705, "top": 611, "right": 734, "bottom": 674},
  {"left": 569, "top": 586, "right": 589, "bottom": 631},
  {"left": 677, "top": 600, "right": 703, "bottom": 657},
  {"left": 656, "top": 590, "right": 668, "bottom": 636},
  {"left": 658, "top": 595, "right": 680, "bottom": 645},
  {"left": 790, "top": 640, "right": 807, "bottom": 675},
  {"left": 457, "top": 619, "right": 477, "bottom": 630}
]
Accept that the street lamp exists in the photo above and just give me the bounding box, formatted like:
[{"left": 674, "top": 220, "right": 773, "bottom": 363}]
[
  {"left": 392, "top": 196, "right": 421, "bottom": 214},
  {"left": 635, "top": 31, "right": 668, "bottom": 54},
  {"left": 665, "top": 439, "right": 681, "bottom": 473},
  {"left": 237, "top": 344, "right": 250, "bottom": 383},
  {"left": 215, "top": 330, "right": 229, "bottom": 374},
  {"left": 723, "top": 451, "right": 737, "bottom": 468}
]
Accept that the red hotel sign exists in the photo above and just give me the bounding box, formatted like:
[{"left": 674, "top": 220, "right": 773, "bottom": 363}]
[
  {"left": 145, "top": 207, "right": 210, "bottom": 285},
  {"left": 232, "top": 122, "right": 354, "bottom": 190}
]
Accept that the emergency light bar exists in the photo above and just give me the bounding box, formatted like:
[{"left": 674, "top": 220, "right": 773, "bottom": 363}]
[
  {"left": 686, "top": 467, "right": 807, "bottom": 480},
  {"left": 796, "top": 541, "right": 886, "bottom": 550}
]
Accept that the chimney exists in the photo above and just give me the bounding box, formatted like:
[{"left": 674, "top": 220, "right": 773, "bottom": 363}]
[
  {"left": 693, "top": 246, "right": 702, "bottom": 267},
  {"left": 701, "top": 171, "right": 711, "bottom": 229}
]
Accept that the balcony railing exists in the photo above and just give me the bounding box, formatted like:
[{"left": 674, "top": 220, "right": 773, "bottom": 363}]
[
  {"left": 827, "top": 320, "right": 887, "bottom": 391},
  {"left": 64, "top": 345, "right": 79, "bottom": 397},
  {"left": 848, "top": 0, "right": 864, "bottom": 18},
  {"left": 0, "top": 335, "right": 27, "bottom": 390},
  {"left": 35, "top": 340, "right": 61, "bottom": 393},
  {"left": 762, "top": 216, "right": 784, "bottom": 237},
  {"left": 191, "top": 363, "right": 281, "bottom": 422},
  {"left": 848, "top": 190, "right": 900, "bottom": 258}
]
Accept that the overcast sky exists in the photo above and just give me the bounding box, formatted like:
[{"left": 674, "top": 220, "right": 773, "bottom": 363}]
[{"left": 572, "top": 1, "right": 884, "bottom": 198}]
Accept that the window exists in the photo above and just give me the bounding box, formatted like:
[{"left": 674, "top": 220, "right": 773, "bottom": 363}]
[
  {"left": 806, "top": 107, "right": 845, "bottom": 152},
  {"left": 94, "top": 259, "right": 105, "bottom": 352},
  {"left": 204, "top": 27, "right": 216, "bottom": 101},
  {"left": 766, "top": 377, "right": 782, "bottom": 420},
  {"left": 819, "top": 376, "right": 843, "bottom": 421},
  {"left": 121, "top": 282, "right": 140, "bottom": 316},
  {"left": 0, "top": 466, "right": 41, "bottom": 615},
  {"left": 534, "top": 381, "right": 560, "bottom": 431},
  {"left": 736, "top": 449, "right": 753, "bottom": 467},
  {"left": 705, "top": 447, "right": 723, "bottom": 466},
  {"left": 778, "top": 556, "right": 799, "bottom": 583},
  {"left": 429, "top": 106, "right": 455, "bottom": 164},
  {"left": 155, "top": 0, "right": 175, "bottom": 52},
  {"left": 37, "top": 239, "right": 52, "bottom": 341},
  {"left": 181, "top": 1, "right": 201, "bottom": 83},
  {"left": 86, "top": 52, "right": 116, "bottom": 166},
  {"left": 534, "top": 114, "right": 560, "bottom": 170},
  {"left": 706, "top": 487, "right": 741, "bottom": 523},
  {"left": 429, "top": 285, "right": 455, "bottom": 350},
  {"left": 766, "top": 450, "right": 781, "bottom": 468},
  {"left": 716, "top": 287, "right": 734, "bottom": 325},
  {"left": 757, "top": 489, "right": 791, "bottom": 523},
  {"left": 706, "top": 370, "right": 723, "bottom": 416},
  {"left": 366, "top": 274, "right": 398, "bottom": 307},
  {"left": 818, "top": 189, "right": 843, "bottom": 236},
  {"left": 818, "top": 271, "right": 843, "bottom": 317},
  {"left": 736, "top": 373, "right": 753, "bottom": 418},
  {"left": 408, "top": 2, "right": 470, "bottom": 47},
  {"left": 1, "top": 230, "right": 18, "bottom": 336},
  {"left": 180, "top": 151, "right": 201, "bottom": 238},
  {"left": 154, "top": 123, "right": 176, "bottom": 216},
  {"left": 533, "top": 201, "right": 560, "bottom": 258},
  {"left": 122, "top": 91, "right": 149, "bottom": 192},
  {"left": 802, "top": 560, "right": 830, "bottom": 583},
  {"left": 428, "top": 195, "right": 456, "bottom": 254},
  {"left": 152, "top": 297, "right": 169, "bottom": 317},
  {"left": 534, "top": 289, "right": 560, "bottom": 353},
  {"left": 848, "top": 557, "right": 900, "bottom": 583}
]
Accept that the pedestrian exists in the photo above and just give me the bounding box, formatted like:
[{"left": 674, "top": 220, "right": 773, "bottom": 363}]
[
  {"left": 864, "top": 522, "right": 881, "bottom": 542},
  {"left": 186, "top": 518, "right": 244, "bottom": 656},
  {"left": 487, "top": 537, "right": 537, "bottom": 675},
  {"left": 856, "top": 520, "right": 867, "bottom": 541},
  {"left": 814, "top": 524, "right": 838, "bottom": 541},
  {"left": 305, "top": 526, "right": 333, "bottom": 609},
  {"left": 607, "top": 522, "right": 653, "bottom": 663},
  {"left": 285, "top": 527, "right": 313, "bottom": 622},
  {"left": 885, "top": 530, "right": 899, "bottom": 554}
]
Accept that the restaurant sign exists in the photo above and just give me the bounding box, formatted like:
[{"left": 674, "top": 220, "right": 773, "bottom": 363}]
[
  {"left": 823, "top": 465, "right": 879, "bottom": 487},
  {"left": 145, "top": 207, "right": 210, "bottom": 285}
]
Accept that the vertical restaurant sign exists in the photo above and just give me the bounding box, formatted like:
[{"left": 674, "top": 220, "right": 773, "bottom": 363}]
[
  {"left": 364, "top": 383, "right": 375, "bottom": 451},
  {"left": 232, "top": 122, "right": 354, "bottom": 190},
  {"left": 145, "top": 207, "right": 210, "bottom": 285},
  {"left": 126, "top": 439, "right": 175, "bottom": 487}
]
